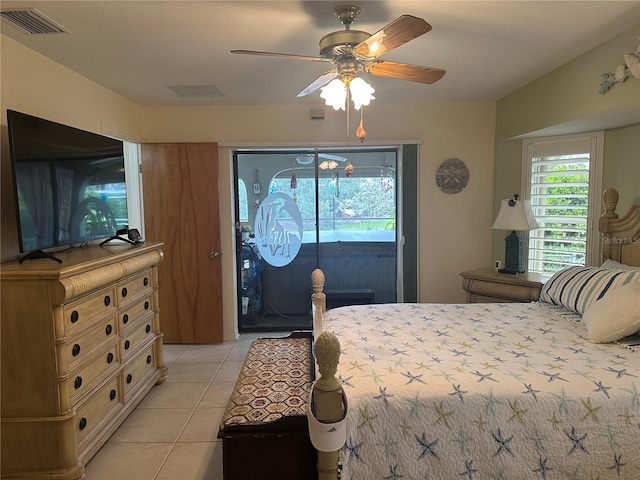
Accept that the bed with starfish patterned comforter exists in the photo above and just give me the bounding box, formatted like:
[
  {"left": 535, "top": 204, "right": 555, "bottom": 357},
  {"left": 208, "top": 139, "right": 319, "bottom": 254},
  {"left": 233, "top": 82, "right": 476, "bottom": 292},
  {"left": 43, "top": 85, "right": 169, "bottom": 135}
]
[{"left": 322, "top": 301, "right": 640, "bottom": 479}]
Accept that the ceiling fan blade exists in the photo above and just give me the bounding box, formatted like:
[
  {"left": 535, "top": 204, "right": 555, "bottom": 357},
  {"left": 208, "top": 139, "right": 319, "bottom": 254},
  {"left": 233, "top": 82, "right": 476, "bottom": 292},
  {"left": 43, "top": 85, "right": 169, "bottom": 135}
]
[
  {"left": 296, "top": 70, "right": 339, "bottom": 97},
  {"left": 231, "top": 50, "right": 327, "bottom": 62},
  {"left": 364, "top": 60, "right": 445, "bottom": 84},
  {"left": 354, "top": 15, "right": 432, "bottom": 59}
]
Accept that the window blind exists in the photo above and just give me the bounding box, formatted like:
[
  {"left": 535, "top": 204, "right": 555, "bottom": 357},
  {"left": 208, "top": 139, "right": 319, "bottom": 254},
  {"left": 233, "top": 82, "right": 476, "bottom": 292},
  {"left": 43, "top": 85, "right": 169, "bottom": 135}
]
[{"left": 523, "top": 133, "right": 603, "bottom": 274}]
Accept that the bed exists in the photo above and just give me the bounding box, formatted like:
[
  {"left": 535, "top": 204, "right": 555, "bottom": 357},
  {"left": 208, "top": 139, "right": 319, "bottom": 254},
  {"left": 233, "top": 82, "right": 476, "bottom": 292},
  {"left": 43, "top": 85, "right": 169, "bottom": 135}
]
[{"left": 310, "top": 188, "right": 640, "bottom": 480}]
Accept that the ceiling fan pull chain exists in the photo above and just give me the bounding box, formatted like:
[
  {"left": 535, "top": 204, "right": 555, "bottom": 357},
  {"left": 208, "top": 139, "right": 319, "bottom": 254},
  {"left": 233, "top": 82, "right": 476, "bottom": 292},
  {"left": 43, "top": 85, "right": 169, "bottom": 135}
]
[{"left": 346, "top": 88, "right": 351, "bottom": 138}]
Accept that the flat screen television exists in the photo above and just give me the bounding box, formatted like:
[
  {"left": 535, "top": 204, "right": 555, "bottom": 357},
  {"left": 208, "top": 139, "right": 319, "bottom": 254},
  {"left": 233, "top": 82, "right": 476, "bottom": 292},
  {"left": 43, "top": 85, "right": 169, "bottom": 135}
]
[{"left": 6, "top": 109, "right": 128, "bottom": 262}]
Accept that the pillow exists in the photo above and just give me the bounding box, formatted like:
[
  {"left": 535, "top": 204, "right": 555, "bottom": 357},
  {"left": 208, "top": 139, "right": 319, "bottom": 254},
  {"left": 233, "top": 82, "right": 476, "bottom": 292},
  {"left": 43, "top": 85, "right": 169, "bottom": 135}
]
[
  {"left": 601, "top": 259, "right": 640, "bottom": 271},
  {"left": 582, "top": 281, "right": 640, "bottom": 343},
  {"left": 539, "top": 266, "right": 640, "bottom": 315}
]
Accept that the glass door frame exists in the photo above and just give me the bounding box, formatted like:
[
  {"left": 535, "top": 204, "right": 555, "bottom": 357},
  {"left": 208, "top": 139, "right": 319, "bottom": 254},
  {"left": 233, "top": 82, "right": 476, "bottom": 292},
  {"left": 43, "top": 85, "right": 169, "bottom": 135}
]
[{"left": 233, "top": 145, "right": 417, "bottom": 331}]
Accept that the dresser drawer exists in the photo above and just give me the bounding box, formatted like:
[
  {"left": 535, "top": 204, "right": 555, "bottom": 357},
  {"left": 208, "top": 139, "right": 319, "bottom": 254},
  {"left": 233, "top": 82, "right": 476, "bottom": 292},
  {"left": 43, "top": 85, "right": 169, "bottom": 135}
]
[
  {"left": 122, "top": 344, "right": 156, "bottom": 398},
  {"left": 75, "top": 376, "right": 121, "bottom": 446},
  {"left": 117, "top": 270, "right": 154, "bottom": 308},
  {"left": 118, "top": 294, "right": 153, "bottom": 332},
  {"left": 67, "top": 342, "right": 119, "bottom": 405},
  {"left": 62, "top": 286, "right": 117, "bottom": 335},
  {"left": 120, "top": 314, "right": 154, "bottom": 360},
  {"left": 66, "top": 316, "right": 117, "bottom": 370}
]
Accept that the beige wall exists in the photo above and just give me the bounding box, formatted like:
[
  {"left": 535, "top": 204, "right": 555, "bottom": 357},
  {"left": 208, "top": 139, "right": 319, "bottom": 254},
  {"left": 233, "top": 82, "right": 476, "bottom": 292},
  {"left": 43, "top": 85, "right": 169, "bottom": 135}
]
[
  {"left": 495, "top": 26, "right": 640, "bottom": 142},
  {"left": 1, "top": 34, "right": 496, "bottom": 341},
  {"left": 0, "top": 36, "right": 145, "bottom": 139},
  {"left": 492, "top": 25, "right": 640, "bottom": 264}
]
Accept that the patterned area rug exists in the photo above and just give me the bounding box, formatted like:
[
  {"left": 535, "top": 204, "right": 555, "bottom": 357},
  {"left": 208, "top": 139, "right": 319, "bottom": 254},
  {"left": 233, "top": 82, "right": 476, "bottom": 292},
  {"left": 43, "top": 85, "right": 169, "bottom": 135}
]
[{"left": 220, "top": 336, "right": 313, "bottom": 430}]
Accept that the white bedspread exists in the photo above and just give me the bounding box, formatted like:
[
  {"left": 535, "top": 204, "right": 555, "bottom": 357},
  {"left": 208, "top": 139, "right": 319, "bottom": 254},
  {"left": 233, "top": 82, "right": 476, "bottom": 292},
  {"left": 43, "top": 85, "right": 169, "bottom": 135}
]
[{"left": 322, "top": 302, "right": 640, "bottom": 479}]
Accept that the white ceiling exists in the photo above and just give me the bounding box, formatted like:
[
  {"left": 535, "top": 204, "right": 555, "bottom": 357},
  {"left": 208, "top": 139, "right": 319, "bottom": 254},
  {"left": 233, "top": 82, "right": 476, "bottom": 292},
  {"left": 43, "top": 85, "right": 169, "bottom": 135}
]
[{"left": 1, "top": 1, "right": 639, "bottom": 108}]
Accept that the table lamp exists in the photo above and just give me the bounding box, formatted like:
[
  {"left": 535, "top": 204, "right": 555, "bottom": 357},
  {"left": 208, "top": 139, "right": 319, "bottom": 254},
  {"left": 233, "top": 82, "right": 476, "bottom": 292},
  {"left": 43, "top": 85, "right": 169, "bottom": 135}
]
[{"left": 492, "top": 194, "right": 539, "bottom": 274}]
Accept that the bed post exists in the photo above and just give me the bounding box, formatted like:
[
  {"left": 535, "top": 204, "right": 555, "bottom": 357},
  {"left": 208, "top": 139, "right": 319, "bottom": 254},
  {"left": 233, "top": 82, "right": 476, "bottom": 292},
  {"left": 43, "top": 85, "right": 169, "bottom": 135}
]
[
  {"left": 600, "top": 188, "right": 620, "bottom": 262},
  {"left": 311, "top": 269, "right": 326, "bottom": 341},
  {"left": 310, "top": 269, "right": 341, "bottom": 480},
  {"left": 314, "top": 331, "right": 342, "bottom": 480}
]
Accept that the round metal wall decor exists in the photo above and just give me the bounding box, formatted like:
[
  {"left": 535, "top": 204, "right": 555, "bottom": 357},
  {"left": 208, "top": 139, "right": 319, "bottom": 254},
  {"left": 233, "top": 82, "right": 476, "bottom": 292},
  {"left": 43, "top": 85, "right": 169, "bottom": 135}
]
[{"left": 435, "top": 158, "right": 469, "bottom": 194}]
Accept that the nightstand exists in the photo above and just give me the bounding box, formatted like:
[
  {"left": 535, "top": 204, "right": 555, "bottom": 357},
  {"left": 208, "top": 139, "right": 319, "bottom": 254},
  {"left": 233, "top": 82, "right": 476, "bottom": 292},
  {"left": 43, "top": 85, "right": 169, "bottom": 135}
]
[{"left": 460, "top": 267, "right": 552, "bottom": 303}]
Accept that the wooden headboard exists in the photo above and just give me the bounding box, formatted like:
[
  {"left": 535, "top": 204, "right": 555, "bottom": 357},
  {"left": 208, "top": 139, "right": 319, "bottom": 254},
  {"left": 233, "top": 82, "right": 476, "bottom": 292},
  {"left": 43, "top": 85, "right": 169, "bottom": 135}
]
[{"left": 599, "top": 188, "right": 640, "bottom": 267}]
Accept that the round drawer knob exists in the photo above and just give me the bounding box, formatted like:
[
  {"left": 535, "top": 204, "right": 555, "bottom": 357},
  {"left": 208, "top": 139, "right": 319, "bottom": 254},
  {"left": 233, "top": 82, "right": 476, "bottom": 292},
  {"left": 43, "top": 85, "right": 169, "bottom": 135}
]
[
  {"left": 107, "top": 352, "right": 114, "bottom": 364},
  {"left": 79, "top": 417, "right": 87, "bottom": 430},
  {"left": 105, "top": 324, "right": 113, "bottom": 336},
  {"left": 143, "top": 277, "right": 149, "bottom": 286},
  {"left": 124, "top": 340, "right": 130, "bottom": 350},
  {"left": 144, "top": 301, "right": 150, "bottom": 310},
  {"left": 121, "top": 287, "right": 128, "bottom": 298},
  {"left": 71, "top": 311, "right": 79, "bottom": 323},
  {"left": 72, "top": 344, "right": 81, "bottom": 356},
  {"left": 104, "top": 295, "right": 111, "bottom": 307},
  {"left": 110, "top": 389, "right": 117, "bottom": 401},
  {"left": 123, "top": 314, "right": 129, "bottom": 324},
  {"left": 146, "top": 355, "right": 152, "bottom": 364},
  {"left": 145, "top": 324, "right": 151, "bottom": 334},
  {"left": 126, "top": 374, "right": 133, "bottom": 384},
  {"left": 74, "top": 376, "right": 83, "bottom": 389}
]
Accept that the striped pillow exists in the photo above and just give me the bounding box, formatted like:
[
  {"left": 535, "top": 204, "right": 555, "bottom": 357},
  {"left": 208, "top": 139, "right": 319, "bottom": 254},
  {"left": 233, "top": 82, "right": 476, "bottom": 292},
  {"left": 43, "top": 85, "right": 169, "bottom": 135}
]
[{"left": 539, "top": 267, "right": 640, "bottom": 315}]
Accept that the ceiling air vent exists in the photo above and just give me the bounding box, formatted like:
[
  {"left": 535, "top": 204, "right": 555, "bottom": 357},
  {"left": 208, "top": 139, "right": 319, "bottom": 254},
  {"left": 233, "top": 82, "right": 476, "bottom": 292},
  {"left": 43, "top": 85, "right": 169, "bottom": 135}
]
[
  {"left": 167, "top": 85, "right": 225, "bottom": 97},
  {"left": 0, "top": 8, "right": 70, "bottom": 34}
]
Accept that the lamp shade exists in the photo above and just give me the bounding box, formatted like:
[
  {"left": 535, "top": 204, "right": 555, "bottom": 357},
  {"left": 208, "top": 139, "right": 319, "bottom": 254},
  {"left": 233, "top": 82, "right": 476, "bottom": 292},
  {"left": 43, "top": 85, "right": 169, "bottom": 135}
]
[
  {"left": 320, "top": 78, "right": 347, "bottom": 111},
  {"left": 492, "top": 198, "right": 539, "bottom": 231},
  {"left": 349, "top": 77, "right": 375, "bottom": 110}
]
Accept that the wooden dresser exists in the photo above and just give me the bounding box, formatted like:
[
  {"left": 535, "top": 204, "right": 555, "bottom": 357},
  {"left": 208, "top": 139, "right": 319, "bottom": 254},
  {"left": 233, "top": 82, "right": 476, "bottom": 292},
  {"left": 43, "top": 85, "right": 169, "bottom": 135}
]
[
  {"left": 460, "top": 267, "right": 552, "bottom": 303},
  {"left": 1, "top": 242, "right": 167, "bottom": 480}
]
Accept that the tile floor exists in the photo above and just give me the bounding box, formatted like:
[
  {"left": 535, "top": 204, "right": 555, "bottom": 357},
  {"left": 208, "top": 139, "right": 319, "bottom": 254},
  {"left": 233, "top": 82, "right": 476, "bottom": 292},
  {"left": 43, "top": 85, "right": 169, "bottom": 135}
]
[{"left": 84, "top": 332, "right": 290, "bottom": 480}]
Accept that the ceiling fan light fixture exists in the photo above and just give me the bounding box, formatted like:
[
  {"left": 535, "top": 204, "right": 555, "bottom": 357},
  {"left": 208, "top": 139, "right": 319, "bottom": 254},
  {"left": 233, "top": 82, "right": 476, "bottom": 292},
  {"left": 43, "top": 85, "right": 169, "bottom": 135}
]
[
  {"left": 320, "top": 78, "right": 348, "bottom": 110},
  {"left": 320, "top": 76, "right": 374, "bottom": 111},
  {"left": 349, "top": 77, "right": 375, "bottom": 110}
]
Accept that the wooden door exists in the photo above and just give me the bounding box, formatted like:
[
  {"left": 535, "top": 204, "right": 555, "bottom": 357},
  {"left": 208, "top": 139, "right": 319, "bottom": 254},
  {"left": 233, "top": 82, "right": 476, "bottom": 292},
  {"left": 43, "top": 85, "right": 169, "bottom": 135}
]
[{"left": 141, "top": 143, "right": 223, "bottom": 343}]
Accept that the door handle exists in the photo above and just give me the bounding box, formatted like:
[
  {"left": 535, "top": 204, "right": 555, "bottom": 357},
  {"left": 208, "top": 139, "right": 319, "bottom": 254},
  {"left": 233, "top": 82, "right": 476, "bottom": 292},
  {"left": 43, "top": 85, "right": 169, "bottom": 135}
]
[{"left": 209, "top": 251, "right": 221, "bottom": 259}]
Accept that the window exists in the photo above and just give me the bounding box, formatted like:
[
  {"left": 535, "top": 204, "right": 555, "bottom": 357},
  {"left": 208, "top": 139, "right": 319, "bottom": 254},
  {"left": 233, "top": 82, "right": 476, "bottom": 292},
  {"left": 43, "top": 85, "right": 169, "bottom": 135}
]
[
  {"left": 269, "top": 165, "right": 396, "bottom": 243},
  {"left": 100, "top": 127, "right": 144, "bottom": 237},
  {"left": 523, "top": 132, "right": 603, "bottom": 273}
]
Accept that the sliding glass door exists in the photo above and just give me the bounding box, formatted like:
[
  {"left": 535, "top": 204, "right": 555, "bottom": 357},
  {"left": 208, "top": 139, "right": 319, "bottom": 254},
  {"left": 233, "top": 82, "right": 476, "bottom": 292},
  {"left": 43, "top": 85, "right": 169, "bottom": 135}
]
[{"left": 235, "top": 148, "right": 398, "bottom": 331}]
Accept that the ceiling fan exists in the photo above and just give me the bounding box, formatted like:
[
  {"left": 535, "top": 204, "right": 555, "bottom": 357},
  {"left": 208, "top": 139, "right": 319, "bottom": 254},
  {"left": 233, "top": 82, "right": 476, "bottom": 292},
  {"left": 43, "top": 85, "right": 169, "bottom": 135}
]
[{"left": 231, "top": 4, "right": 446, "bottom": 99}]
